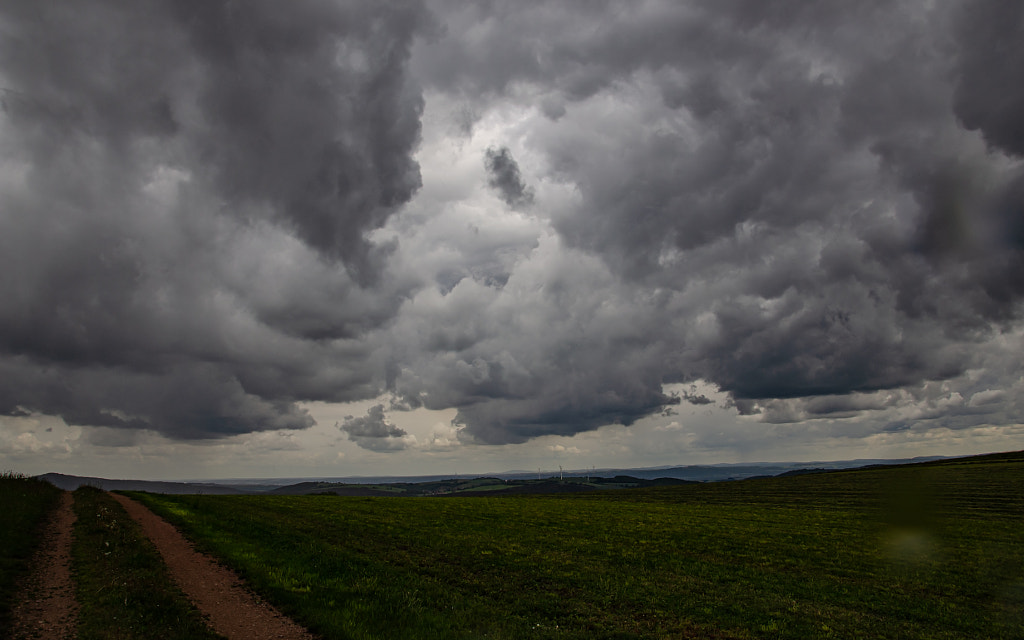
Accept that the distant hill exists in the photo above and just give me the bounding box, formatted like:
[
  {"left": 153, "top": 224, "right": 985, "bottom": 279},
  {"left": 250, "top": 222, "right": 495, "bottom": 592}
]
[
  {"left": 564, "top": 456, "right": 951, "bottom": 482},
  {"left": 36, "top": 452, "right": 994, "bottom": 497},
  {"left": 36, "top": 472, "right": 246, "bottom": 495},
  {"left": 453, "top": 480, "right": 599, "bottom": 496},
  {"left": 201, "top": 455, "right": 956, "bottom": 490},
  {"left": 268, "top": 482, "right": 398, "bottom": 497},
  {"left": 268, "top": 475, "right": 698, "bottom": 497}
]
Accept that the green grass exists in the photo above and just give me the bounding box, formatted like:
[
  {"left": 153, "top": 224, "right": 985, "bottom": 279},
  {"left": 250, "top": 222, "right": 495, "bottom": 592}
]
[
  {"left": 0, "top": 473, "right": 62, "bottom": 636},
  {"left": 72, "top": 486, "right": 225, "bottom": 640},
  {"left": 131, "top": 453, "right": 1024, "bottom": 639}
]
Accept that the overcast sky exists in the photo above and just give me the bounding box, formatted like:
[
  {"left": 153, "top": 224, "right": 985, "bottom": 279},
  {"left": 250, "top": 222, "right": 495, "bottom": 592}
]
[{"left": 2, "top": 0, "right": 1023, "bottom": 480}]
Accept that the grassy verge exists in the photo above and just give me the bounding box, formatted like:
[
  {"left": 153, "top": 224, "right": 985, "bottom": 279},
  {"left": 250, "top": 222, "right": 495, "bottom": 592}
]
[
  {"left": 0, "top": 473, "right": 62, "bottom": 636},
  {"left": 132, "top": 454, "right": 1024, "bottom": 639},
  {"left": 71, "top": 486, "right": 225, "bottom": 640}
]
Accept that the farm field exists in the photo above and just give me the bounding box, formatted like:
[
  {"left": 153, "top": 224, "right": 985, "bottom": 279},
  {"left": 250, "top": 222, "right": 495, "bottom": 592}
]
[{"left": 132, "top": 452, "right": 1024, "bottom": 639}]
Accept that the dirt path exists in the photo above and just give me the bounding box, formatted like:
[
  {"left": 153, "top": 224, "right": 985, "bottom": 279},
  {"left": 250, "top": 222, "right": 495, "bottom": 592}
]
[
  {"left": 110, "top": 493, "right": 315, "bottom": 640},
  {"left": 10, "top": 490, "right": 79, "bottom": 640}
]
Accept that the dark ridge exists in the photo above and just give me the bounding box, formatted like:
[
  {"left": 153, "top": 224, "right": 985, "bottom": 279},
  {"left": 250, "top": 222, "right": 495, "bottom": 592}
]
[
  {"left": 269, "top": 482, "right": 397, "bottom": 497},
  {"left": 451, "top": 480, "right": 599, "bottom": 496},
  {"left": 35, "top": 473, "right": 246, "bottom": 495},
  {"left": 774, "top": 468, "right": 830, "bottom": 478}
]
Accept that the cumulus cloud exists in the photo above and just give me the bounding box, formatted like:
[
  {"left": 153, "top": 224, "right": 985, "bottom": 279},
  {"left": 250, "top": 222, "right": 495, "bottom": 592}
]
[
  {"left": 2, "top": 0, "right": 1023, "bottom": 455},
  {"left": 389, "top": 0, "right": 1024, "bottom": 443},
  {"left": 384, "top": 234, "right": 682, "bottom": 444},
  {"left": 0, "top": 0, "right": 427, "bottom": 440},
  {"left": 339, "top": 405, "right": 409, "bottom": 452}
]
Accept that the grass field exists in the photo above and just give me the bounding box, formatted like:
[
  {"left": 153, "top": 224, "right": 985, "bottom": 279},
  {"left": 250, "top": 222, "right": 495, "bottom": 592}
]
[
  {"left": 132, "top": 452, "right": 1024, "bottom": 639},
  {"left": 0, "top": 472, "right": 62, "bottom": 636}
]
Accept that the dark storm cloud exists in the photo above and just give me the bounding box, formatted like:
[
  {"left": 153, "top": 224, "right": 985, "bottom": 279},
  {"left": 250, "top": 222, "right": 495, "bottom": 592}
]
[
  {"left": 946, "top": 0, "right": 1024, "bottom": 315},
  {"left": 165, "top": 0, "right": 427, "bottom": 275},
  {"left": 484, "top": 147, "right": 534, "bottom": 209},
  {"left": 385, "top": 248, "right": 684, "bottom": 444},
  {"left": 339, "top": 404, "right": 408, "bottom": 451},
  {"left": 953, "top": 0, "right": 1024, "bottom": 157},
  {"left": 443, "top": 338, "right": 681, "bottom": 446},
  {"left": 0, "top": 0, "right": 427, "bottom": 440},
  {"left": 0, "top": 0, "right": 426, "bottom": 271},
  {"left": 0, "top": 356, "right": 318, "bottom": 439},
  {"left": 3, "top": 0, "right": 1023, "bottom": 451},
  {"left": 394, "top": 0, "right": 1024, "bottom": 444}
]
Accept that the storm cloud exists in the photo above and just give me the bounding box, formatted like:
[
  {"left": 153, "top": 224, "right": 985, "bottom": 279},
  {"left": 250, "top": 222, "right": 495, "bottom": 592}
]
[
  {"left": 484, "top": 146, "right": 534, "bottom": 209},
  {"left": 339, "top": 404, "right": 409, "bottom": 452},
  {"left": 0, "top": 0, "right": 427, "bottom": 439},
  {"left": 1, "top": 0, "right": 1022, "bottom": 452},
  {"left": 395, "top": 0, "right": 1024, "bottom": 443}
]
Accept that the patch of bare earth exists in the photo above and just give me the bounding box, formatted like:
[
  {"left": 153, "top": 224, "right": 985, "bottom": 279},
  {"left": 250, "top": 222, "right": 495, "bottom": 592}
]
[
  {"left": 110, "top": 493, "right": 315, "bottom": 640},
  {"left": 11, "top": 490, "right": 78, "bottom": 640}
]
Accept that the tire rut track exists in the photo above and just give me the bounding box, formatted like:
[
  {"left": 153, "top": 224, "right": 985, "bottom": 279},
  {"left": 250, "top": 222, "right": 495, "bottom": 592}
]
[
  {"left": 10, "top": 490, "right": 78, "bottom": 640},
  {"left": 109, "top": 493, "right": 315, "bottom": 640}
]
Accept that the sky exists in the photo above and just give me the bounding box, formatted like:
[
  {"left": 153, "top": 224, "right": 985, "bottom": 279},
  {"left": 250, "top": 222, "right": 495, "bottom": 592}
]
[{"left": 2, "top": 0, "right": 1024, "bottom": 481}]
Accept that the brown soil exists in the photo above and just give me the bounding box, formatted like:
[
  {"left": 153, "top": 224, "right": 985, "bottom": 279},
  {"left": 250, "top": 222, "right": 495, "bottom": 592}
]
[
  {"left": 10, "top": 490, "right": 79, "bottom": 640},
  {"left": 110, "top": 493, "right": 315, "bottom": 640}
]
